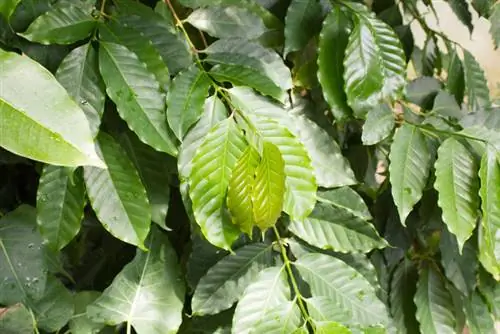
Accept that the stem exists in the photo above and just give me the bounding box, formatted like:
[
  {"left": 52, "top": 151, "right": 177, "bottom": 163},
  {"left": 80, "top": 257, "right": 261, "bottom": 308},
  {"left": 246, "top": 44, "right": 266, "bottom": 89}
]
[
  {"left": 165, "top": 0, "right": 200, "bottom": 54},
  {"left": 126, "top": 322, "right": 132, "bottom": 334},
  {"left": 272, "top": 227, "right": 314, "bottom": 329},
  {"left": 99, "top": 0, "right": 107, "bottom": 17},
  {"left": 405, "top": 121, "right": 487, "bottom": 143}
]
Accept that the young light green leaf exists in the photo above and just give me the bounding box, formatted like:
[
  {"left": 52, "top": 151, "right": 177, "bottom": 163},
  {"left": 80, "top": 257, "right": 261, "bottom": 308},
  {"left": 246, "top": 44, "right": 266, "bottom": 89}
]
[
  {"left": 36, "top": 165, "right": 85, "bottom": 251},
  {"left": 434, "top": 137, "right": 480, "bottom": 251},
  {"left": 489, "top": 2, "right": 500, "bottom": 49},
  {"left": 21, "top": 4, "right": 97, "bottom": 45},
  {"left": 252, "top": 142, "right": 285, "bottom": 230},
  {"left": 362, "top": 104, "right": 395, "bottom": 145},
  {"left": 56, "top": 43, "right": 105, "bottom": 138},
  {"left": 294, "top": 253, "right": 389, "bottom": 327},
  {"left": 389, "top": 258, "right": 419, "bottom": 333},
  {"left": 463, "top": 50, "right": 491, "bottom": 111},
  {"left": 69, "top": 291, "right": 105, "bottom": 334},
  {"left": 389, "top": 124, "right": 432, "bottom": 226},
  {"left": 464, "top": 290, "right": 496, "bottom": 334},
  {"left": 478, "top": 145, "right": 500, "bottom": 279},
  {"left": 448, "top": 0, "right": 473, "bottom": 33},
  {"left": 284, "top": 0, "right": 323, "bottom": 56},
  {"left": 0, "top": 0, "right": 21, "bottom": 20},
  {"left": 446, "top": 51, "right": 465, "bottom": 104},
  {"left": 289, "top": 202, "right": 386, "bottom": 253},
  {"left": 317, "top": 187, "right": 372, "bottom": 221},
  {"left": 189, "top": 118, "right": 246, "bottom": 249},
  {"left": 0, "top": 49, "right": 103, "bottom": 167},
  {"left": 0, "top": 303, "right": 33, "bottom": 334},
  {"left": 84, "top": 133, "right": 151, "bottom": 249},
  {"left": 186, "top": 6, "right": 266, "bottom": 40},
  {"left": 204, "top": 38, "right": 292, "bottom": 101},
  {"left": 232, "top": 266, "right": 300, "bottom": 334},
  {"left": 227, "top": 145, "right": 260, "bottom": 235},
  {"left": 414, "top": 265, "right": 456, "bottom": 334},
  {"left": 192, "top": 243, "right": 273, "bottom": 315},
  {"left": 167, "top": 65, "right": 211, "bottom": 140},
  {"left": 98, "top": 21, "right": 170, "bottom": 91},
  {"left": 178, "top": 96, "right": 227, "bottom": 180},
  {"left": 99, "top": 42, "right": 178, "bottom": 156},
  {"left": 0, "top": 206, "right": 47, "bottom": 305},
  {"left": 119, "top": 131, "right": 174, "bottom": 230},
  {"left": 317, "top": 6, "right": 353, "bottom": 120},
  {"left": 87, "top": 227, "right": 185, "bottom": 334}
]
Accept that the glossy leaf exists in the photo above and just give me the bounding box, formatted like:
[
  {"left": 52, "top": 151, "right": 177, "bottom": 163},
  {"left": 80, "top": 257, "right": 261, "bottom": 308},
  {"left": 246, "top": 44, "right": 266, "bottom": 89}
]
[
  {"left": 192, "top": 243, "right": 273, "bottom": 315},
  {"left": 305, "top": 296, "right": 351, "bottom": 325},
  {"left": 316, "top": 187, "right": 372, "bottom": 221},
  {"left": 167, "top": 65, "right": 211, "bottom": 140},
  {"left": 0, "top": 0, "right": 21, "bottom": 20},
  {"left": 362, "top": 104, "right": 395, "bottom": 145},
  {"left": 69, "top": 291, "right": 105, "bottom": 334},
  {"left": 434, "top": 137, "right": 480, "bottom": 251},
  {"left": 21, "top": 4, "right": 96, "bottom": 45},
  {"left": 463, "top": 50, "right": 491, "bottom": 111},
  {"left": 227, "top": 145, "right": 260, "bottom": 235},
  {"left": 252, "top": 142, "right": 285, "bottom": 230},
  {"left": 389, "top": 258, "right": 419, "bottom": 334},
  {"left": 84, "top": 133, "right": 151, "bottom": 249},
  {"left": 36, "top": 165, "right": 85, "bottom": 251},
  {"left": 186, "top": 6, "right": 266, "bottom": 40},
  {"left": 446, "top": 51, "right": 465, "bottom": 104},
  {"left": 0, "top": 206, "right": 47, "bottom": 305},
  {"left": 289, "top": 202, "right": 387, "bottom": 253},
  {"left": 389, "top": 124, "right": 432, "bottom": 225},
  {"left": 99, "top": 42, "right": 178, "bottom": 156},
  {"left": 317, "top": 6, "right": 352, "bottom": 120},
  {"left": 414, "top": 265, "right": 456, "bottom": 334},
  {"left": 232, "top": 266, "right": 300, "bottom": 334},
  {"left": 294, "top": 252, "right": 389, "bottom": 326},
  {"left": 284, "top": 0, "right": 323, "bottom": 56},
  {"left": 489, "top": 2, "right": 500, "bottom": 48},
  {"left": 87, "top": 227, "right": 185, "bottom": 334},
  {"left": 189, "top": 118, "right": 246, "bottom": 249},
  {"left": 0, "top": 49, "right": 103, "bottom": 167},
  {"left": 56, "top": 43, "right": 105, "bottom": 137}
]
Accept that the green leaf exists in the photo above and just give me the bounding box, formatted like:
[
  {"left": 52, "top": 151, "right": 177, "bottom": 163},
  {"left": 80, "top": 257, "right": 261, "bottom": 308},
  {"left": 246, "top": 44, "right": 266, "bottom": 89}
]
[
  {"left": 448, "top": 0, "right": 473, "bottom": 33},
  {"left": 463, "top": 50, "right": 491, "bottom": 111},
  {"left": 252, "top": 142, "right": 285, "bottom": 230},
  {"left": 98, "top": 42, "right": 178, "bottom": 156},
  {"left": 167, "top": 65, "right": 212, "bottom": 140},
  {"left": 389, "top": 258, "right": 419, "bottom": 334},
  {"left": 186, "top": 6, "right": 266, "bottom": 40},
  {"left": 119, "top": 131, "right": 173, "bottom": 230},
  {"left": 422, "top": 36, "right": 440, "bottom": 76},
  {"left": 204, "top": 38, "right": 292, "bottom": 101},
  {"left": 405, "top": 76, "right": 442, "bottom": 109},
  {"left": 0, "top": 304, "right": 33, "bottom": 334},
  {"left": 227, "top": 145, "right": 260, "bottom": 235},
  {"left": 478, "top": 145, "right": 500, "bottom": 279},
  {"left": 83, "top": 133, "right": 151, "bottom": 249},
  {"left": 21, "top": 4, "right": 97, "bottom": 45},
  {"left": 316, "top": 187, "right": 372, "bottom": 221},
  {"left": 446, "top": 51, "right": 465, "bottom": 104},
  {"left": 344, "top": 5, "right": 406, "bottom": 115},
  {"left": 472, "top": 0, "right": 494, "bottom": 17},
  {"left": 56, "top": 43, "right": 105, "bottom": 138},
  {"left": 315, "top": 322, "right": 351, "bottom": 334},
  {"left": 284, "top": 0, "right": 323, "bottom": 56},
  {"left": 0, "top": 0, "right": 21, "bottom": 21},
  {"left": 464, "top": 290, "right": 496, "bottom": 334},
  {"left": 0, "top": 49, "right": 103, "bottom": 167},
  {"left": 414, "top": 265, "right": 456, "bottom": 334},
  {"left": 289, "top": 202, "right": 387, "bottom": 253},
  {"left": 69, "top": 291, "right": 106, "bottom": 334},
  {"left": 98, "top": 21, "right": 171, "bottom": 91},
  {"left": 305, "top": 296, "right": 351, "bottom": 325},
  {"left": 432, "top": 91, "right": 464, "bottom": 120},
  {"left": 489, "top": 2, "right": 500, "bottom": 48},
  {"left": 178, "top": 96, "right": 227, "bottom": 180},
  {"left": 36, "top": 165, "right": 85, "bottom": 251},
  {"left": 294, "top": 252, "right": 389, "bottom": 327},
  {"left": 362, "top": 104, "right": 395, "bottom": 145},
  {"left": 192, "top": 243, "right": 273, "bottom": 315},
  {"left": 232, "top": 266, "right": 300, "bottom": 334},
  {"left": 0, "top": 205, "right": 47, "bottom": 305},
  {"left": 87, "top": 227, "right": 185, "bottom": 334},
  {"left": 434, "top": 137, "right": 480, "bottom": 251},
  {"left": 389, "top": 124, "right": 432, "bottom": 225},
  {"left": 317, "top": 6, "right": 352, "bottom": 120},
  {"left": 31, "top": 276, "right": 74, "bottom": 332},
  {"left": 439, "top": 228, "right": 477, "bottom": 296},
  {"left": 189, "top": 118, "right": 246, "bottom": 249}
]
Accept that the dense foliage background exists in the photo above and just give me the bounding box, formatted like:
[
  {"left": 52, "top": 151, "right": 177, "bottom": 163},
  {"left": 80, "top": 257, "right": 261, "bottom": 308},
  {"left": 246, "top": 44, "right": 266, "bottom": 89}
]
[{"left": 0, "top": 0, "right": 499, "bottom": 333}]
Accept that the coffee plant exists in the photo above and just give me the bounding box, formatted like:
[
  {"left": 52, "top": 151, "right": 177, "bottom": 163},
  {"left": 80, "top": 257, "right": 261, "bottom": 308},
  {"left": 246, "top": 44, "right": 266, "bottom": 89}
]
[{"left": 0, "top": 0, "right": 499, "bottom": 333}]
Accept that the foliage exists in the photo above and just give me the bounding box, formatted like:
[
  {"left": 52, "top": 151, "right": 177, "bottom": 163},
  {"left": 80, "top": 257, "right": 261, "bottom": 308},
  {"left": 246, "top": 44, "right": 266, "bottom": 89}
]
[{"left": 0, "top": 0, "right": 499, "bottom": 333}]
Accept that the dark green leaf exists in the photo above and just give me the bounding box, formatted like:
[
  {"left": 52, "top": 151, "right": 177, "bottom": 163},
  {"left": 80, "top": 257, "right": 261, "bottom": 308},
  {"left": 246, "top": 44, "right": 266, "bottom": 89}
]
[
  {"left": 405, "top": 76, "right": 442, "bottom": 109},
  {"left": 69, "top": 291, "right": 105, "bottom": 334},
  {"left": 362, "top": 104, "right": 395, "bottom": 145},
  {"left": 448, "top": 0, "right": 473, "bottom": 33},
  {"left": 432, "top": 91, "right": 464, "bottom": 119},
  {"left": 446, "top": 51, "right": 465, "bottom": 104},
  {"left": 0, "top": 304, "right": 33, "bottom": 334},
  {"left": 0, "top": 0, "right": 21, "bottom": 21},
  {"left": 284, "top": 0, "right": 323, "bottom": 56},
  {"left": 422, "top": 36, "right": 440, "bottom": 76},
  {"left": 317, "top": 187, "right": 372, "bottom": 221},
  {"left": 167, "top": 65, "right": 211, "bottom": 140},
  {"left": 389, "top": 258, "right": 419, "bottom": 334},
  {"left": 490, "top": 3, "right": 500, "bottom": 48},
  {"left": 463, "top": 50, "right": 491, "bottom": 111},
  {"left": 471, "top": 0, "right": 494, "bottom": 17},
  {"left": 464, "top": 290, "right": 496, "bottom": 334}
]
